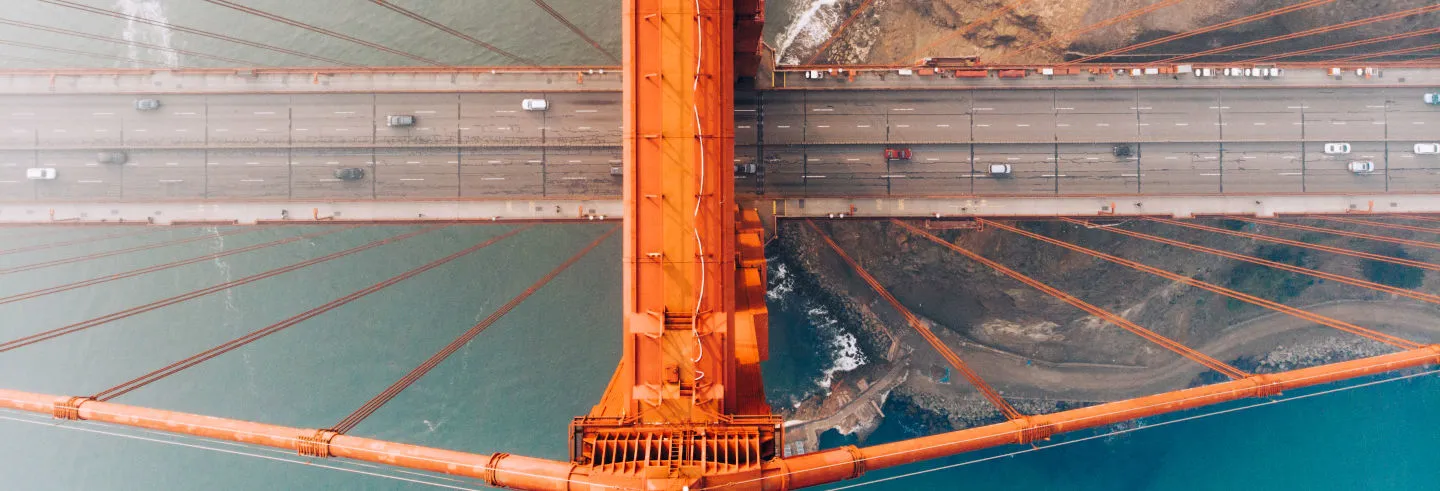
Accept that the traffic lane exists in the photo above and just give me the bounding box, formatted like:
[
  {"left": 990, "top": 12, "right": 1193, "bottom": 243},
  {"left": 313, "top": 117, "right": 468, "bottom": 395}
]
[
  {"left": 881, "top": 91, "right": 971, "bottom": 115},
  {"left": 1055, "top": 114, "right": 1138, "bottom": 143},
  {"left": 37, "top": 118, "right": 122, "bottom": 148},
  {"left": 459, "top": 93, "right": 545, "bottom": 146},
  {"left": 374, "top": 149, "right": 460, "bottom": 199},
  {"left": 1220, "top": 142, "right": 1303, "bottom": 194},
  {"left": 1304, "top": 141, "right": 1385, "bottom": 191},
  {"left": 761, "top": 92, "right": 806, "bottom": 116},
  {"left": 1303, "top": 111, "right": 1385, "bottom": 141},
  {"left": 1387, "top": 141, "right": 1440, "bottom": 192},
  {"left": 205, "top": 148, "right": 289, "bottom": 199},
  {"left": 888, "top": 114, "right": 969, "bottom": 143},
  {"left": 1386, "top": 110, "right": 1440, "bottom": 141},
  {"left": 888, "top": 144, "right": 972, "bottom": 195},
  {"left": 761, "top": 146, "right": 806, "bottom": 196},
  {"left": 1137, "top": 89, "right": 1218, "bottom": 114},
  {"left": 974, "top": 143, "right": 1054, "bottom": 195},
  {"left": 1140, "top": 112, "right": 1220, "bottom": 142},
  {"left": 800, "top": 144, "right": 888, "bottom": 196},
  {"left": 546, "top": 93, "right": 622, "bottom": 146},
  {"left": 973, "top": 113, "right": 1055, "bottom": 142},
  {"left": 376, "top": 93, "right": 461, "bottom": 146},
  {"left": 122, "top": 149, "right": 206, "bottom": 199},
  {"left": 1138, "top": 143, "right": 1220, "bottom": 194},
  {"left": 288, "top": 149, "right": 374, "bottom": 199},
  {"left": 805, "top": 91, "right": 889, "bottom": 115},
  {"left": 972, "top": 90, "right": 1053, "bottom": 114},
  {"left": 459, "top": 148, "right": 543, "bottom": 197},
  {"left": 291, "top": 95, "right": 375, "bottom": 146},
  {"left": 1057, "top": 144, "right": 1138, "bottom": 194},
  {"left": 1055, "top": 89, "right": 1135, "bottom": 114},
  {"left": 126, "top": 98, "right": 208, "bottom": 147},
  {"left": 804, "top": 114, "right": 886, "bottom": 143},
  {"left": 207, "top": 95, "right": 291, "bottom": 147},
  {"left": 544, "top": 147, "right": 622, "bottom": 197},
  {"left": 735, "top": 109, "right": 758, "bottom": 146},
  {"left": 1304, "top": 88, "right": 1390, "bottom": 113},
  {"left": 1219, "top": 90, "right": 1308, "bottom": 113},
  {"left": 30, "top": 150, "right": 123, "bottom": 200},
  {"left": 0, "top": 150, "right": 36, "bottom": 201},
  {"left": 1388, "top": 88, "right": 1440, "bottom": 112},
  {"left": 1221, "top": 112, "right": 1300, "bottom": 141},
  {"left": 763, "top": 115, "right": 805, "bottom": 145}
]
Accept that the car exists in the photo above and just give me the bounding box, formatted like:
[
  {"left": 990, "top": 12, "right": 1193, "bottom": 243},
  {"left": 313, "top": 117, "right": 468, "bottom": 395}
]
[
  {"left": 386, "top": 114, "right": 415, "bottom": 127},
  {"left": 610, "top": 166, "right": 622, "bottom": 176},
  {"left": 333, "top": 167, "right": 365, "bottom": 180},
  {"left": 884, "top": 148, "right": 912, "bottom": 161},
  {"left": 1323, "top": 142, "right": 1352, "bottom": 154},
  {"left": 96, "top": 151, "right": 127, "bottom": 164},
  {"left": 733, "top": 163, "right": 757, "bottom": 174},
  {"left": 988, "top": 164, "right": 1012, "bottom": 175},
  {"left": 1195, "top": 67, "right": 1213, "bottom": 77},
  {"left": 521, "top": 99, "right": 548, "bottom": 111},
  {"left": 803, "top": 70, "right": 825, "bottom": 80},
  {"left": 25, "top": 167, "right": 55, "bottom": 180},
  {"left": 1347, "top": 161, "right": 1375, "bottom": 174},
  {"left": 1415, "top": 143, "right": 1440, "bottom": 155},
  {"left": 134, "top": 99, "right": 161, "bottom": 111},
  {"left": 1113, "top": 144, "right": 1133, "bottom": 158},
  {"left": 1243, "top": 68, "right": 1254, "bottom": 77},
  {"left": 1425, "top": 92, "right": 1439, "bottom": 105}
]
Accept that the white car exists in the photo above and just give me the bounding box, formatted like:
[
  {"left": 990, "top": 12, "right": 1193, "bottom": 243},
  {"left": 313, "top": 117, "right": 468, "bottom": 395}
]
[
  {"left": 25, "top": 168, "right": 56, "bottom": 180},
  {"left": 521, "top": 99, "right": 548, "bottom": 111},
  {"left": 1416, "top": 143, "right": 1440, "bottom": 155},
  {"left": 1347, "top": 161, "right": 1375, "bottom": 174},
  {"left": 988, "top": 164, "right": 1012, "bottom": 175},
  {"left": 1323, "top": 143, "right": 1352, "bottom": 154}
]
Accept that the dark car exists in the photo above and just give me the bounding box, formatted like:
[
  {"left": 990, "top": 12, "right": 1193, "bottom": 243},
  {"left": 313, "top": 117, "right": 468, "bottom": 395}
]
[
  {"left": 333, "top": 167, "right": 365, "bottom": 180},
  {"left": 96, "top": 151, "right": 127, "bottom": 164},
  {"left": 1113, "top": 144, "right": 1134, "bottom": 158}
]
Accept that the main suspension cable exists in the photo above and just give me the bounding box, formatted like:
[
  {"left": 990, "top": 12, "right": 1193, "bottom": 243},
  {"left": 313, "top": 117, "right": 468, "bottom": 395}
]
[
  {"left": 200, "top": 0, "right": 444, "bottom": 65},
  {"left": 371, "top": 0, "right": 539, "bottom": 66}
]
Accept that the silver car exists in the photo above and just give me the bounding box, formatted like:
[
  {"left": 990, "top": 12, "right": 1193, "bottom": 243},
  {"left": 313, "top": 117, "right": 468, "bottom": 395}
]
[
  {"left": 386, "top": 115, "right": 416, "bottom": 127},
  {"left": 134, "top": 99, "right": 161, "bottom": 111}
]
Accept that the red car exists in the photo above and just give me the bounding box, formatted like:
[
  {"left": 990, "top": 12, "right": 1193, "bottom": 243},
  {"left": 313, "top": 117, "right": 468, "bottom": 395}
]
[{"left": 884, "top": 147, "right": 912, "bottom": 161}]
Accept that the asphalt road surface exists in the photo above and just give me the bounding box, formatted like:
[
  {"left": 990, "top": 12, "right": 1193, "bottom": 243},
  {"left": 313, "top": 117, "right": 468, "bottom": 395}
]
[{"left": 0, "top": 88, "right": 1436, "bottom": 200}]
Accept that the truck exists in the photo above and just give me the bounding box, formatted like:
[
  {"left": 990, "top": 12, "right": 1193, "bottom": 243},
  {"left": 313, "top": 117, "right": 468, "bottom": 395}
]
[{"left": 1426, "top": 92, "right": 1440, "bottom": 105}]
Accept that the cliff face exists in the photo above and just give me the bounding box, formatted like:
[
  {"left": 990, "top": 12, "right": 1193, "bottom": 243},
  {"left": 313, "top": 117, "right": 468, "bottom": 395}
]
[
  {"left": 779, "top": 0, "right": 1440, "bottom": 65},
  {"left": 767, "top": 217, "right": 1440, "bottom": 436}
]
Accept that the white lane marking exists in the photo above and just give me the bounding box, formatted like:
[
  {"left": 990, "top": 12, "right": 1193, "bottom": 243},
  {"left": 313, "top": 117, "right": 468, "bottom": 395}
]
[
  {"left": 896, "top": 124, "right": 911, "bottom": 128},
  {"left": 812, "top": 108, "right": 834, "bottom": 112},
  {"left": 568, "top": 160, "right": 583, "bottom": 163},
  {"left": 482, "top": 177, "right": 506, "bottom": 181},
  {"left": 1121, "top": 173, "right": 1140, "bottom": 177},
  {"left": 406, "top": 161, "right": 421, "bottom": 164},
  {"left": 1006, "top": 157, "right": 1020, "bottom": 161},
  {"left": 1332, "top": 121, "right": 1346, "bottom": 125},
  {"left": 816, "top": 125, "right": 831, "bottom": 128},
  {"left": 892, "top": 108, "right": 914, "bottom": 111},
  {"left": 10, "top": 112, "right": 33, "bottom": 116},
  {"left": 1366, "top": 105, "right": 1386, "bottom": 109},
  {"left": 1057, "top": 123, "right": 1071, "bottom": 127},
  {"left": 494, "top": 110, "right": 516, "bottom": 113},
  {"left": 1283, "top": 155, "right": 1296, "bottom": 159},
  {"left": 881, "top": 174, "right": 907, "bottom": 178},
  {"left": 1016, "top": 124, "right": 1030, "bottom": 127},
  {"left": 399, "top": 178, "right": 425, "bottom": 181},
  {"left": 1414, "top": 121, "right": 1426, "bottom": 125},
  {"left": 175, "top": 112, "right": 196, "bottom": 115},
  {"left": 846, "top": 158, "right": 860, "bottom": 161},
  {"left": 1040, "top": 174, "right": 1067, "bottom": 177},
  {"left": 133, "top": 129, "right": 147, "bottom": 132},
  {"left": 414, "top": 110, "right": 437, "bottom": 114},
  {"left": 175, "top": 129, "right": 187, "bottom": 132},
  {"left": 777, "top": 125, "right": 791, "bottom": 128},
  {"left": 1165, "top": 156, "right": 1178, "bottom": 160},
  {"left": 976, "top": 124, "right": 991, "bottom": 127},
  {"left": 0, "top": 180, "right": 16, "bottom": 183},
  {"left": 1175, "top": 123, "right": 1189, "bottom": 126},
  {"left": 856, "top": 125, "right": 870, "bottom": 128},
  {"left": 460, "top": 127, "right": 471, "bottom": 131},
  {"left": 322, "top": 161, "right": 336, "bottom": 165},
  {"left": 926, "top": 158, "right": 939, "bottom": 161},
  {"left": 95, "top": 129, "right": 107, "bottom": 132},
  {"left": 78, "top": 179, "right": 103, "bottom": 183},
  {"left": 318, "top": 178, "right": 342, "bottom": 182},
  {"left": 1198, "top": 173, "right": 1221, "bottom": 176},
  {"left": 255, "top": 128, "right": 269, "bottom": 132},
  {"left": 936, "top": 124, "right": 951, "bottom": 128},
  {"left": 562, "top": 177, "right": 588, "bottom": 180},
  {"left": 1095, "top": 123, "right": 1109, "bottom": 127},
  {"left": 1139, "top": 122, "right": 1151, "bottom": 126},
  {"left": 334, "top": 128, "right": 349, "bottom": 131},
  {"left": 487, "top": 160, "right": 502, "bottom": 164},
  {"left": 808, "top": 158, "right": 819, "bottom": 162},
  {"left": 92, "top": 112, "right": 113, "bottom": 116},
  {"left": 85, "top": 163, "right": 98, "bottom": 167},
  {"left": 240, "top": 179, "right": 265, "bottom": 182},
  {"left": 803, "top": 175, "right": 827, "bottom": 178},
  {"left": 1056, "top": 107, "right": 1074, "bottom": 110},
  {"left": 255, "top": 111, "right": 275, "bottom": 115},
  {"left": 575, "top": 109, "right": 598, "bottom": 113},
  {"left": 158, "top": 179, "right": 184, "bottom": 183},
  {"left": 1253, "top": 122, "right": 1266, "bottom": 126},
  {"left": 295, "top": 128, "right": 310, "bottom": 131},
  {"left": 333, "top": 111, "right": 354, "bottom": 115},
  {"left": 1130, "top": 106, "right": 1152, "bottom": 110},
  {"left": 1278, "top": 172, "right": 1303, "bottom": 176},
  {"left": 165, "top": 162, "right": 178, "bottom": 166},
  {"left": 738, "top": 125, "right": 752, "bottom": 129},
  {"left": 526, "top": 160, "right": 543, "bottom": 163},
  {"left": 1086, "top": 157, "right": 1099, "bottom": 160},
  {"left": 576, "top": 126, "right": 592, "bottom": 130},
  {"left": 974, "top": 107, "right": 993, "bottom": 111}
]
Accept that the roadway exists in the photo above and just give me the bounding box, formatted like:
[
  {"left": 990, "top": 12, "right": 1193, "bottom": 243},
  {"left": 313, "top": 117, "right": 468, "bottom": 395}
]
[{"left": 0, "top": 87, "right": 1437, "bottom": 201}]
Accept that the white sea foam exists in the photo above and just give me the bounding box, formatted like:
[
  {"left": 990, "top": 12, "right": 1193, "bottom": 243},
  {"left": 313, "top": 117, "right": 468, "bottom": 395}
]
[
  {"left": 774, "top": 0, "right": 845, "bottom": 64},
  {"left": 115, "top": 0, "right": 178, "bottom": 67}
]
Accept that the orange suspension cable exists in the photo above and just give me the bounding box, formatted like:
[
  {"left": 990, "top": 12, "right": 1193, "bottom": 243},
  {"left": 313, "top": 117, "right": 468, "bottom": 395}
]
[
  {"left": 894, "top": 220, "right": 1248, "bottom": 379},
  {"left": 807, "top": 220, "right": 1023, "bottom": 420},
  {"left": 997, "top": 0, "right": 1187, "bottom": 63},
  {"left": 980, "top": 219, "right": 1424, "bottom": 350},
  {"left": 805, "top": 0, "right": 878, "bottom": 65},
  {"left": 1145, "top": 217, "right": 1440, "bottom": 273},
  {"left": 1238, "top": 27, "right": 1440, "bottom": 63},
  {"left": 1154, "top": 4, "right": 1440, "bottom": 64},
  {"left": 1309, "top": 215, "right": 1440, "bottom": 235},
  {"left": 1063, "top": 218, "right": 1440, "bottom": 306},
  {"left": 1231, "top": 217, "right": 1440, "bottom": 252},
  {"left": 332, "top": 225, "right": 617, "bottom": 434},
  {"left": 1330, "top": 42, "right": 1440, "bottom": 63},
  {"left": 905, "top": 0, "right": 1035, "bottom": 63},
  {"left": 371, "top": 0, "right": 539, "bottom": 66},
  {"left": 0, "top": 227, "right": 261, "bottom": 276},
  {"left": 1061, "top": 0, "right": 1335, "bottom": 65},
  {"left": 202, "top": 0, "right": 445, "bottom": 66}
]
